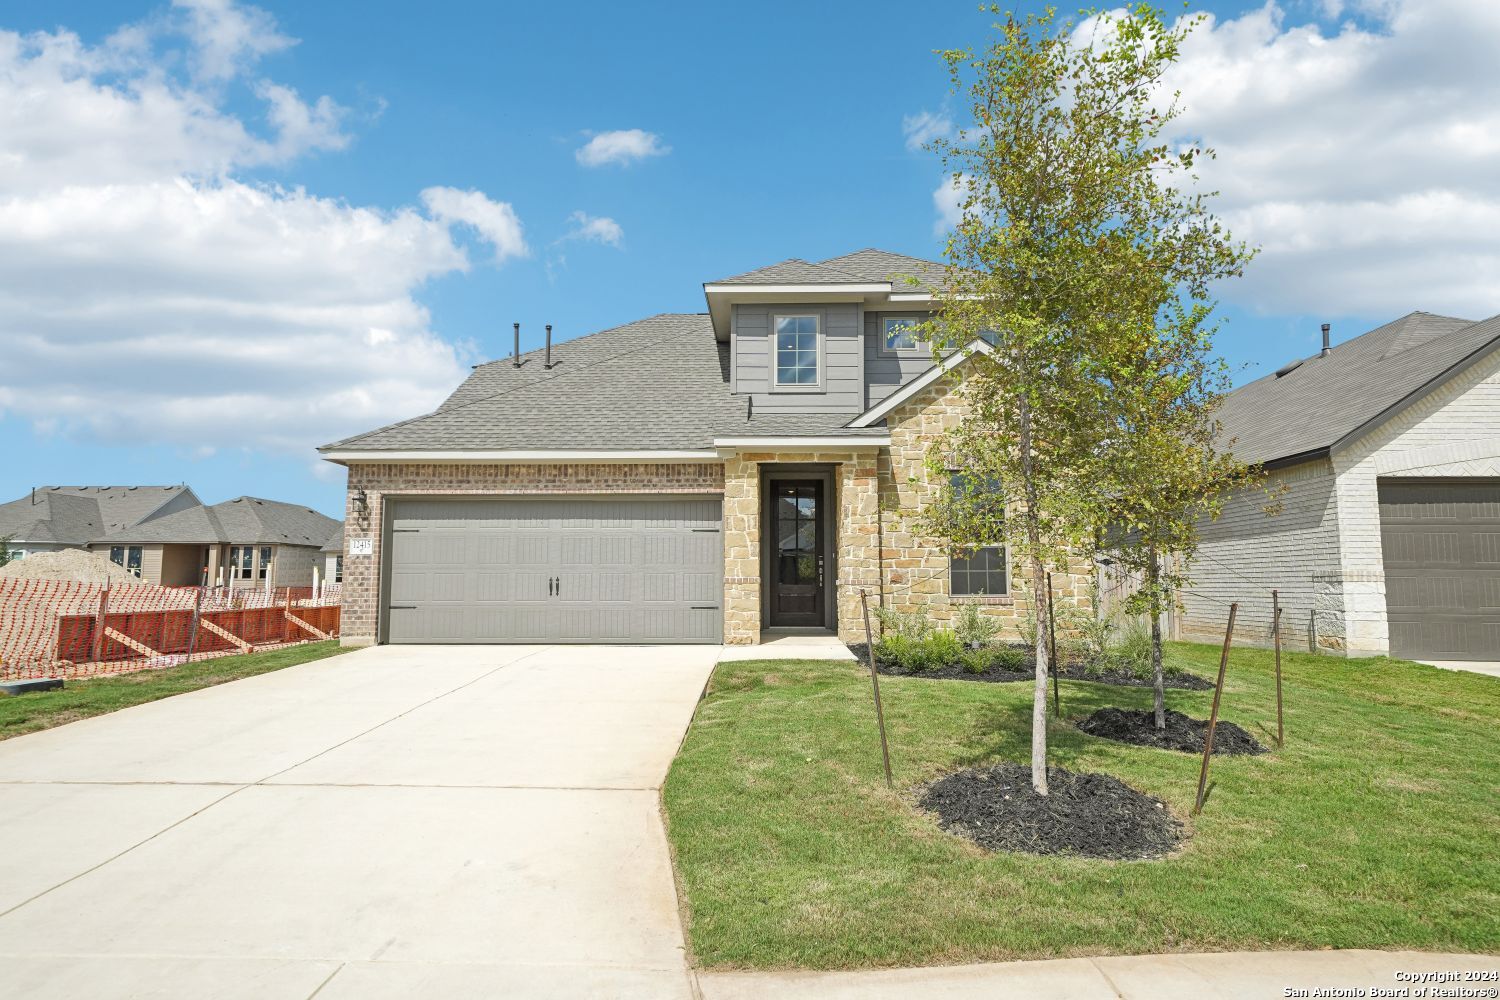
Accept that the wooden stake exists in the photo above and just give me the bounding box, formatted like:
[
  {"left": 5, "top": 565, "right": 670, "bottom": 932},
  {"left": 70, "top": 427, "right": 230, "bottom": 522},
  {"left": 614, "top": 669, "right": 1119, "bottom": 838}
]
[
  {"left": 283, "top": 588, "right": 293, "bottom": 643},
  {"left": 1194, "top": 602, "right": 1237, "bottom": 815},
  {"left": 186, "top": 585, "right": 204, "bottom": 661},
  {"left": 1046, "top": 570, "right": 1061, "bottom": 717},
  {"left": 91, "top": 586, "right": 111, "bottom": 663},
  {"left": 859, "top": 589, "right": 894, "bottom": 790},
  {"left": 1272, "top": 589, "right": 1284, "bottom": 748}
]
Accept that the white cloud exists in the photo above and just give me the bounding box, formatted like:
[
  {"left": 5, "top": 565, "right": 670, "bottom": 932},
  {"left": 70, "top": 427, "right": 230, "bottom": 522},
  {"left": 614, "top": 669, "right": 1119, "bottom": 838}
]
[
  {"left": 931, "top": 2, "right": 1500, "bottom": 320},
  {"left": 561, "top": 211, "right": 624, "bottom": 248},
  {"left": 0, "top": 3, "right": 526, "bottom": 455},
  {"left": 1159, "top": 0, "right": 1500, "bottom": 317},
  {"left": 902, "top": 110, "right": 953, "bottom": 152},
  {"left": 420, "top": 186, "right": 528, "bottom": 261},
  {"left": 575, "top": 129, "right": 669, "bottom": 168}
]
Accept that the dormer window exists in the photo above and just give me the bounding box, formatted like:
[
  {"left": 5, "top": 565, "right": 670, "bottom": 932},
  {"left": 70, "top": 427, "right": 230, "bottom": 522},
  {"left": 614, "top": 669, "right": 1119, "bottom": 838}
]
[
  {"left": 774, "top": 315, "right": 820, "bottom": 387},
  {"left": 883, "top": 316, "right": 922, "bottom": 352}
]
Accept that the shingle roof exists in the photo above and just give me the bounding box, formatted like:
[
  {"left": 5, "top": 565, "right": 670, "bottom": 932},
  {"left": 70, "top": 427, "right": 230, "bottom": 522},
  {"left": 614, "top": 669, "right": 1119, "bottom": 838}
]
[
  {"left": 708, "top": 258, "right": 870, "bottom": 286},
  {"left": 322, "top": 313, "right": 886, "bottom": 453},
  {"left": 96, "top": 497, "right": 339, "bottom": 546},
  {"left": 1216, "top": 310, "right": 1500, "bottom": 466},
  {"left": 320, "top": 523, "right": 344, "bottom": 553},
  {"left": 0, "top": 486, "right": 190, "bottom": 545},
  {"left": 817, "top": 248, "right": 949, "bottom": 293}
]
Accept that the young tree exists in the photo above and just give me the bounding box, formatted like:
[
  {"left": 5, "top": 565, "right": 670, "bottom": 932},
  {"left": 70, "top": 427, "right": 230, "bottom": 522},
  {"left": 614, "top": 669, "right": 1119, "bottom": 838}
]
[
  {"left": 920, "top": 4, "right": 1250, "bottom": 793},
  {"left": 0, "top": 536, "right": 14, "bottom": 568},
  {"left": 1097, "top": 316, "right": 1265, "bottom": 730}
]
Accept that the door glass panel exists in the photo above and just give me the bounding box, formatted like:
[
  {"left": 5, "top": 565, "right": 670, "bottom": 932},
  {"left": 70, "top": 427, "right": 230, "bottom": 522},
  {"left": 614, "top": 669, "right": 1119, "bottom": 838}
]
[{"left": 773, "top": 483, "right": 820, "bottom": 616}]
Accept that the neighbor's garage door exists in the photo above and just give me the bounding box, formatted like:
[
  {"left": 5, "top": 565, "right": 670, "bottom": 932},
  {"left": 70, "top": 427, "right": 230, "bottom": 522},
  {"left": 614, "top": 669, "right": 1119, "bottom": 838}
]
[
  {"left": 1379, "top": 481, "right": 1500, "bottom": 660},
  {"left": 384, "top": 495, "right": 723, "bottom": 644}
]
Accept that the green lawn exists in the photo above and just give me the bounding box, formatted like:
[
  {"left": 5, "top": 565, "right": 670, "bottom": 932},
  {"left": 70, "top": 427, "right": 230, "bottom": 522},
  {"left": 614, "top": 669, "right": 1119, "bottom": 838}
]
[
  {"left": 0, "top": 641, "right": 349, "bottom": 740},
  {"left": 663, "top": 642, "right": 1500, "bottom": 969}
]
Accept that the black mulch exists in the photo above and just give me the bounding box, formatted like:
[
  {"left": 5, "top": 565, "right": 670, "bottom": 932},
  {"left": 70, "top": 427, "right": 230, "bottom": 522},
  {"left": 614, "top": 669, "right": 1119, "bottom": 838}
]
[
  {"left": 1077, "top": 707, "right": 1268, "bottom": 756},
  {"left": 845, "top": 644, "right": 1213, "bottom": 690},
  {"left": 918, "top": 763, "right": 1184, "bottom": 860}
]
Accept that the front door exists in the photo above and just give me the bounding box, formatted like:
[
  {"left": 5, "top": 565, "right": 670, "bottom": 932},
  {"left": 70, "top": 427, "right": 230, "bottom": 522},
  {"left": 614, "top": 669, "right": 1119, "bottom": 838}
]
[{"left": 768, "top": 479, "right": 825, "bottom": 627}]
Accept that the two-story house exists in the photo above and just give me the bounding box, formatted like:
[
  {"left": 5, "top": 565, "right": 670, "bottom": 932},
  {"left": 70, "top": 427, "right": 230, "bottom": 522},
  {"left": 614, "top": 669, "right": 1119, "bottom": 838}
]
[{"left": 320, "top": 248, "right": 1090, "bottom": 647}]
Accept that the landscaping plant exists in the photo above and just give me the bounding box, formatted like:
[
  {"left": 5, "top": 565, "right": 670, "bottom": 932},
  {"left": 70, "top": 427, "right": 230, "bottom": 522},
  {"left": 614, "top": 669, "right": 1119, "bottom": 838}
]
[
  {"left": 919, "top": 3, "right": 1246, "bottom": 792},
  {"left": 953, "top": 600, "right": 1002, "bottom": 648}
]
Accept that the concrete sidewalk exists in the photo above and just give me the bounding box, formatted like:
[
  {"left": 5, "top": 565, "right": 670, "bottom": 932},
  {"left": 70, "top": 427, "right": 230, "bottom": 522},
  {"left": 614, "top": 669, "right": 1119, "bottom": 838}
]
[
  {"left": 698, "top": 949, "right": 1497, "bottom": 999},
  {"left": 0, "top": 643, "right": 718, "bottom": 1000}
]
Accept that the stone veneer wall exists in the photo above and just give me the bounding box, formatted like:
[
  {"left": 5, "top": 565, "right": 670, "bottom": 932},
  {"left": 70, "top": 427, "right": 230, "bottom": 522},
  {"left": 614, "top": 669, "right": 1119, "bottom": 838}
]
[
  {"left": 721, "top": 449, "right": 884, "bottom": 644},
  {"left": 339, "top": 462, "right": 725, "bottom": 645},
  {"left": 878, "top": 376, "right": 1092, "bottom": 640}
]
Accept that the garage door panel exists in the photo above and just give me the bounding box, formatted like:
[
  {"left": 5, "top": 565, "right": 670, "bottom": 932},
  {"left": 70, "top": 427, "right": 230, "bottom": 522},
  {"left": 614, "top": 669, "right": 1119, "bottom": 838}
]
[
  {"left": 1379, "top": 480, "right": 1500, "bottom": 660},
  {"left": 385, "top": 495, "right": 721, "bottom": 644}
]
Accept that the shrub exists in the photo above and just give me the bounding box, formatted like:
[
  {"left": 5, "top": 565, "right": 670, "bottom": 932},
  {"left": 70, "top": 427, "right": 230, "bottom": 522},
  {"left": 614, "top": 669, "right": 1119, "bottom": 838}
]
[
  {"left": 992, "top": 646, "right": 1027, "bottom": 671},
  {"left": 924, "top": 629, "right": 965, "bottom": 667},
  {"left": 871, "top": 605, "right": 932, "bottom": 641},
  {"left": 876, "top": 629, "right": 964, "bottom": 672},
  {"left": 960, "top": 648, "right": 992, "bottom": 674},
  {"left": 1108, "top": 618, "right": 1153, "bottom": 679},
  {"left": 953, "top": 601, "right": 1002, "bottom": 648}
]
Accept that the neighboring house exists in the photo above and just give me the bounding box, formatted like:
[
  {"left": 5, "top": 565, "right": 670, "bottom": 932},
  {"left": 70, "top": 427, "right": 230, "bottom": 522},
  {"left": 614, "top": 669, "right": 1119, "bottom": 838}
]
[
  {"left": 320, "top": 523, "right": 344, "bottom": 586},
  {"left": 320, "top": 248, "right": 1092, "bottom": 647},
  {"left": 0, "top": 486, "right": 340, "bottom": 589},
  {"left": 1179, "top": 312, "right": 1500, "bottom": 662}
]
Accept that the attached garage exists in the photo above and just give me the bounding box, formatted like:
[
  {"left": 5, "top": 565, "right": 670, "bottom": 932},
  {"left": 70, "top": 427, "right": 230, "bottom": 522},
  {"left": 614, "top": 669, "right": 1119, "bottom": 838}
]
[
  {"left": 383, "top": 495, "right": 723, "bottom": 644},
  {"left": 1379, "top": 481, "right": 1500, "bottom": 660}
]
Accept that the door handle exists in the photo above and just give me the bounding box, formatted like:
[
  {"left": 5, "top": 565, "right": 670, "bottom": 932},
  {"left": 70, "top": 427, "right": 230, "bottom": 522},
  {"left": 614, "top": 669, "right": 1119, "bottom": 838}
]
[
  {"left": 548, "top": 577, "right": 554, "bottom": 597},
  {"left": 555, "top": 576, "right": 561, "bottom": 597},
  {"left": 817, "top": 555, "right": 824, "bottom": 588}
]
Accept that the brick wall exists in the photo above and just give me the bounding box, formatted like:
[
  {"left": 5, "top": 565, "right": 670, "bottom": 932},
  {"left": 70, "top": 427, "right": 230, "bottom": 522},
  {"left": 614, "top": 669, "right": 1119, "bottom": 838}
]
[
  {"left": 1178, "top": 458, "right": 1341, "bottom": 652},
  {"left": 1329, "top": 352, "right": 1500, "bottom": 656},
  {"left": 339, "top": 462, "right": 726, "bottom": 645}
]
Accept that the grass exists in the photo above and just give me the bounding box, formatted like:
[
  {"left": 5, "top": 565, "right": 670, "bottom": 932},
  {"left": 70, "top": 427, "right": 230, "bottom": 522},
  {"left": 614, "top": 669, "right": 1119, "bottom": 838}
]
[
  {"left": 663, "top": 642, "right": 1500, "bottom": 969},
  {"left": 0, "top": 641, "right": 350, "bottom": 741}
]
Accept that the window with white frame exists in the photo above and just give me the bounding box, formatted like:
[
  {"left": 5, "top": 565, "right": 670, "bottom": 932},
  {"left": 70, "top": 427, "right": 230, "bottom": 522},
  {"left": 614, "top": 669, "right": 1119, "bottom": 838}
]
[
  {"left": 947, "top": 471, "right": 1008, "bottom": 596},
  {"left": 229, "top": 545, "right": 254, "bottom": 580},
  {"left": 109, "top": 545, "right": 144, "bottom": 578},
  {"left": 882, "top": 316, "right": 924, "bottom": 353},
  {"left": 334, "top": 555, "right": 343, "bottom": 584},
  {"left": 258, "top": 546, "right": 273, "bottom": 580},
  {"left": 774, "top": 315, "right": 820, "bottom": 386}
]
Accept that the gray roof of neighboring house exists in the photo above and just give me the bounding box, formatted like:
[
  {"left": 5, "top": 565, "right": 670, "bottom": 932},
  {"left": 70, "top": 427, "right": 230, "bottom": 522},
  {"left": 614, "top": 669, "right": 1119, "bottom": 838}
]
[
  {"left": 322, "top": 313, "right": 887, "bottom": 453},
  {"left": 95, "top": 497, "right": 340, "bottom": 547},
  {"left": 0, "top": 486, "right": 191, "bottom": 545},
  {"left": 1216, "top": 310, "right": 1500, "bottom": 466},
  {"left": 320, "top": 523, "right": 344, "bottom": 554}
]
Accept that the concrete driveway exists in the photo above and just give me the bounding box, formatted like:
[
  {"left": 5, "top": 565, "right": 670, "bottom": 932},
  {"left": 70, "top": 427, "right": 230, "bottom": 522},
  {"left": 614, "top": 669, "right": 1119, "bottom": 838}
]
[{"left": 0, "top": 643, "right": 718, "bottom": 1000}]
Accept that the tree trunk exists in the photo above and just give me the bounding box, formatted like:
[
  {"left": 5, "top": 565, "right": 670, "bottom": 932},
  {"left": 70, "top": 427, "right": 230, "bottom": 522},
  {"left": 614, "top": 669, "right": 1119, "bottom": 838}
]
[
  {"left": 1148, "top": 546, "right": 1166, "bottom": 730},
  {"left": 1018, "top": 395, "right": 1049, "bottom": 795}
]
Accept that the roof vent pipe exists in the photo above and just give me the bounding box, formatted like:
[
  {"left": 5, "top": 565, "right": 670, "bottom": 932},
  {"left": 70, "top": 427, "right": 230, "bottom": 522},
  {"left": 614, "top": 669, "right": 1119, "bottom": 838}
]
[
  {"left": 512, "top": 323, "right": 521, "bottom": 368},
  {"left": 1321, "top": 323, "right": 1332, "bottom": 357},
  {"left": 545, "top": 324, "right": 554, "bottom": 369}
]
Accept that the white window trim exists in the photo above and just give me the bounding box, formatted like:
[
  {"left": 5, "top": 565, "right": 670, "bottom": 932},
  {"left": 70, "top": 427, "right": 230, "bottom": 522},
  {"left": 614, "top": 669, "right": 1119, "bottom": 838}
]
[
  {"left": 878, "top": 314, "right": 929, "bottom": 357},
  {"left": 771, "top": 312, "right": 825, "bottom": 393},
  {"left": 847, "top": 337, "right": 996, "bottom": 427}
]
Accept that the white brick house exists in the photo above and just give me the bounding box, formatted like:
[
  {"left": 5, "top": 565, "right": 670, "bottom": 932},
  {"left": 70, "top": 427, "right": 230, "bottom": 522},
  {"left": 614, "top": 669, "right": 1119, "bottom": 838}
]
[{"left": 1178, "top": 312, "right": 1500, "bottom": 661}]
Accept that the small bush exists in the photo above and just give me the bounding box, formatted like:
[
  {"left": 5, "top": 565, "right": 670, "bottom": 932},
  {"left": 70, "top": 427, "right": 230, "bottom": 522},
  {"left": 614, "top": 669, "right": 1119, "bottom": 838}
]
[
  {"left": 1108, "top": 618, "right": 1154, "bottom": 679},
  {"left": 992, "top": 646, "right": 1028, "bottom": 671},
  {"left": 871, "top": 605, "right": 932, "bottom": 641},
  {"left": 960, "top": 648, "right": 992, "bottom": 674},
  {"left": 876, "top": 629, "right": 964, "bottom": 671},
  {"left": 924, "top": 630, "right": 965, "bottom": 667},
  {"left": 953, "top": 602, "right": 1002, "bottom": 648}
]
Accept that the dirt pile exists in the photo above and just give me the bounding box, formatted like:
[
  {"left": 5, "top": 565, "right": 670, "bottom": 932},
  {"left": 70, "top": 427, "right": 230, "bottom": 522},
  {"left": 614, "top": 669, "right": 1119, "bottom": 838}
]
[
  {"left": 0, "top": 549, "right": 140, "bottom": 586},
  {"left": 1077, "top": 707, "right": 1268, "bottom": 755}
]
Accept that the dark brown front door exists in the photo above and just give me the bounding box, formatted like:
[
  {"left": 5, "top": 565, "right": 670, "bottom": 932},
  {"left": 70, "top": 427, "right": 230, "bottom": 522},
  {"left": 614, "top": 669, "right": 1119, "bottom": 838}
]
[{"left": 769, "top": 479, "right": 825, "bottom": 627}]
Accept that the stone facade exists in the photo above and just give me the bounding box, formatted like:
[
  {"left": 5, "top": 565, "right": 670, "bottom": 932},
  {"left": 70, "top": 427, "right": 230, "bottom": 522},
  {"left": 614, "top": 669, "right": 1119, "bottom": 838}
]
[
  {"left": 339, "top": 462, "right": 725, "bottom": 645},
  {"left": 877, "top": 376, "right": 1091, "bottom": 641}
]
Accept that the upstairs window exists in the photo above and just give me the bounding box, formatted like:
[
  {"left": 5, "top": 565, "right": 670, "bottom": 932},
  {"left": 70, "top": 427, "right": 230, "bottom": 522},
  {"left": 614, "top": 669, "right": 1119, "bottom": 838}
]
[
  {"left": 883, "top": 316, "right": 923, "bottom": 353},
  {"left": 774, "top": 315, "right": 820, "bottom": 387}
]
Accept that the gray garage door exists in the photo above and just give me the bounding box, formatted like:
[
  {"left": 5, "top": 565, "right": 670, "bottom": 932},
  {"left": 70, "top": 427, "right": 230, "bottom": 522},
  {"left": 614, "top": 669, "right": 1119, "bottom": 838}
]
[
  {"left": 384, "top": 495, "right": 723, "bottom": 644},
  {"left": 1379, "top": 481, "right": 1500, "bottom": 660}
]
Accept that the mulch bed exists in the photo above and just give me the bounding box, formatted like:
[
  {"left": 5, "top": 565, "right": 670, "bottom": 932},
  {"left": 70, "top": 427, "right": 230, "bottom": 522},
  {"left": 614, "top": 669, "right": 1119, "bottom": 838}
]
[
  {"left": 1077, "top": 707, "right": 1268, "bottom": 756},
  {"left": 918, "top": 762, "right": 1184, "bottom": 860},
  {"left": 845, "top": 644, "right": 1213, "bottom": 690}
]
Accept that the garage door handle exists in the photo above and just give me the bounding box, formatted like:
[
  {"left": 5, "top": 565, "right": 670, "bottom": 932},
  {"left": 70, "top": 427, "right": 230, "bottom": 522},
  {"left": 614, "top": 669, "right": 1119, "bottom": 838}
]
[
  {"left": 555, "top": 576, "right": 561, "bottom": 597},
  {"left": 548, "top": 577, "right": 554, "bottom": 596},
  {"left": 691, "top": 605, "right": 719, "bottom": 610},
  {"left": 389, "top": 604, "right": 416, "bottom": 610}
]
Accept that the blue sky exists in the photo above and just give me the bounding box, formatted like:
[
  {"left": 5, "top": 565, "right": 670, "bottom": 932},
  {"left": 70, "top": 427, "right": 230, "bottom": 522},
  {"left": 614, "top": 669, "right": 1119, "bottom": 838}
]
[{"left": 2, "top": 0, "right": 1497, "bottom": 518}]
